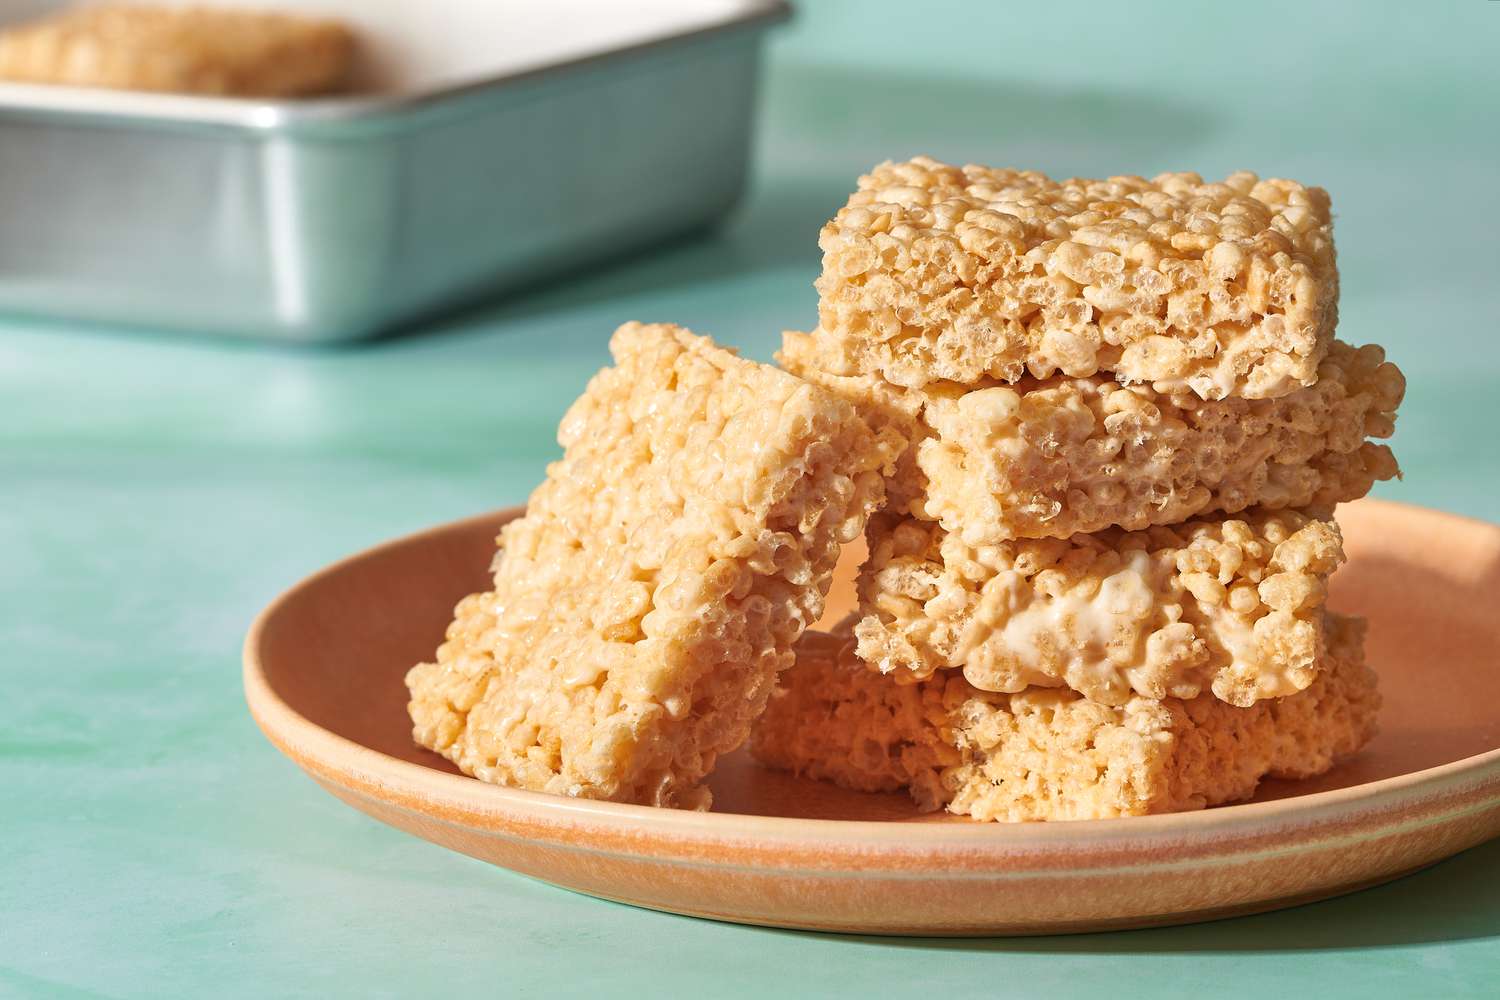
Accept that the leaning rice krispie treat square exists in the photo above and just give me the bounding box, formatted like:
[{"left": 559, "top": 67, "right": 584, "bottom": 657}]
[
  {"left": 855, "top": 508, "right": 1345, "bottom": 707},
  {"left": 406, "top": 322, "right": 897, "bottom": 810},
  {"left": 815, "top": 157, "right": 1338, "bottom": 400},
  {"left": 0, "top": 3, "right": 355, "bottom": 97},
  {"left": 751, "top": 614, "right": 1378, "bottom": 822},
  {"left": 781, "top": 329, "right": 1403, "bottom": 543}
]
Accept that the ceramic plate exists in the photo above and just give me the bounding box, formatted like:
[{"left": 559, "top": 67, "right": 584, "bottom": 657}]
[{"left": 243, "top": 499, "right": 1500, "bottom": 935}]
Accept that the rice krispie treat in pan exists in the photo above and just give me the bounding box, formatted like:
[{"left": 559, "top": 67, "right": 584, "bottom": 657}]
[
  {"left": 751, "top": 615, "right": 1378, "bottom": 822},
  {"left": 816, "top": 157, "right": 1337, "bottom": 400},
  {"left": 406, "top": 323, "right": 897, "bottom": 809},
  {"left": 781, "top": 330, "right": 1403, "bottom": 543},
  {"left": 0, "top": 4, "right": 355, "bottom": 97},
  {"left": 856, "top": 508, "right": 1345, "bottom": 707}
]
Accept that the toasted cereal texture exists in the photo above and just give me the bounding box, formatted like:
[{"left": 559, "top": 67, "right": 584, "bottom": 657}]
[
  {"left": 780, "top": 329, "right": 1403, "bottom": 542},
  {"left": 405, "top": 323, "right": 896, "bottom": 809},
  {"left": 778, "top": 330, "right": 929, "bottom": 510},
  {"left": 815, "top": 157, "right": 1338, "bottom": 400},
  {"left": 856, "top": 508, "right": 1345, "bottom": 707},
  {"left": 0, "top": 4, "right": 354, "bottom": 97},
  {"left": 751, "top": 615, "right": 1378, "bottom": 822}
]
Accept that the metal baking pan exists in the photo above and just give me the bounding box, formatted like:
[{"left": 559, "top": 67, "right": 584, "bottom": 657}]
[{"left": 0, "top": 0, "right": 790, "bottom": 341}]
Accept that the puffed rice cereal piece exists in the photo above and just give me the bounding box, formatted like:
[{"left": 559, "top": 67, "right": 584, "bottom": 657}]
[
  {"left": 856, "top": 507, "right": 1345, "bottom": 707},
  {"left": 781, "top": 329, "right": 1403, "bottom": 542},
  {"left": 406, "top": 323, "right": 898, "bottom": 809},
  {"left": 0, "top": 3, "right": 354, "bottom": 97},
  {"left": 751, "top": 614, "right": 1378, "bottom": 822},
  {"left": 816, "top": 157, "right": 1338, "bottom": 400}
]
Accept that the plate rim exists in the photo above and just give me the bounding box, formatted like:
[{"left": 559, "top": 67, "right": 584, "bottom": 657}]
[{"left": 243, "top": 498, "right": 1500, "bottom": 864}]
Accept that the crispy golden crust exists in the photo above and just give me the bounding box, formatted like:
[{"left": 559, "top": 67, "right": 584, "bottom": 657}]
[
  {"left": 0, "top": 4, "right": 354, "bottom": 97},
  {"left": 406, "top": 323, "right": 896, "bottom": 809},
  {"left": 815, "top": 157, "right": 1338, "bottom": 400},
  {"left": 751, "top": 615, "right": 1378, "bottom": 822},
  {"left": 856, "top": 508, "right": 1344, "bottom": 707},
  {"left": 781, "top": 330, "right": 1403, "bottom": 543}
]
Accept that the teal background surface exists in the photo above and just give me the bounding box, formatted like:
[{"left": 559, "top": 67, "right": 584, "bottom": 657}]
[{"left": 3, "top": 1, "right": 1499, "bottom": 996}]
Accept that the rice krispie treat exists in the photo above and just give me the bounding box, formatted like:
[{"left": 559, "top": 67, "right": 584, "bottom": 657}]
[
  {"left": 856, "top": 508, "right": 1345, "bottom": 707},
  {"left": 815, "top": 157, "right": 1338, "bottom": 400},
  {"left": 781, "top": 329, "right": 1403, "bottom": 542},
  {"left": 0, "top": 4, "right": 355, "bottom": 97},
  {"left": 406, "top": 323, "right": 897, "bottom": 810},
  {"left": 751, "top": 614, "right": 1378, "bottom": 822}
]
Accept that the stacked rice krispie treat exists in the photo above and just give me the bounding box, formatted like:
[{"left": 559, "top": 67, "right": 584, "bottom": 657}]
[
  {"left": 752, "top": 158, "right": 1406, "bottom": 821},
  {"left": 408, "top": 159, "right": 1404, "bottom": 823},
  {"left": 408, "top": 323, "right": 899, "bottom": 810}
]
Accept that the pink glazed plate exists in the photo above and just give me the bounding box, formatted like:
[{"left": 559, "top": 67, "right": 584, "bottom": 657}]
[{"left": 243, "top": 498, "right": 1500, "bottom": 936}]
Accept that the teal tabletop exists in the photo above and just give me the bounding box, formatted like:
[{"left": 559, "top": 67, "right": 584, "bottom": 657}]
[{"left": 4, "top": 1, "right": 1499, "bottom": 996}]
